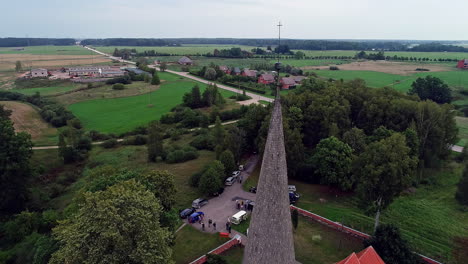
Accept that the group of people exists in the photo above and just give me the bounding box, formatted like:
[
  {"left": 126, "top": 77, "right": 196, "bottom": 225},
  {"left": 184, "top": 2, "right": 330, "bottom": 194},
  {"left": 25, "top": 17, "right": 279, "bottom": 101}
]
[{"left": 201, "top": 219, "right": 217, "bottom": 231}]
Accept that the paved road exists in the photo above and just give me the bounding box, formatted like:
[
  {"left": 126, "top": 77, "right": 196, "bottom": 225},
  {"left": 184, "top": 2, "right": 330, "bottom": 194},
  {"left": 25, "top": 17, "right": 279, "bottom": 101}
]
[
  {"left": 187, "top": 155, "right": 258, "bottom": 236},
  {"left": 82, "top": 46, "right": 273, "bottom": 103}
]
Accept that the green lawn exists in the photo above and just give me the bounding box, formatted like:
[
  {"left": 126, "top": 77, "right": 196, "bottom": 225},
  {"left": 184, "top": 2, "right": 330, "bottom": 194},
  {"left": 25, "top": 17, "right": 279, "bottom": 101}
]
[
  {"left": 456, "top": 116, "right": 468, "bottom": 146},
  {"left": 68, "top": 74, "right": 236, "bottom": 134},
  {"left": 172, "top": 225, "right": 230, "bottom": 264},
  {"left": 0, "top": 45, "right": 93, "bottom": 55},
  {"left": 12, "top": 84, "right": 79, "bottom": 96}
]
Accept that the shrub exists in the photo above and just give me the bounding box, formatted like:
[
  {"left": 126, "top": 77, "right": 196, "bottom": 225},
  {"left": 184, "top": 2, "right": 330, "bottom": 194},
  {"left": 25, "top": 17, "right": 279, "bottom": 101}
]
[
  {"left": 165, "top": 146, "right": 199, "bottom": 163},
  {"left": 190, "top": 134, "right": 215, "bottom": 150},
  {"left": 105, "top": 75, "right": 131, "bottom": 85},
  {"left": 122, "top": 135, "right": 147, "bottom": 145},
  {"left": 112, "top": 83, "right": 125, "bottom": 90},
  {"left": 101, "top": 138, "right": 118, "bottom": 148},
  {"left": 329, "top": 66, "right": 340, "bottom": 71}
]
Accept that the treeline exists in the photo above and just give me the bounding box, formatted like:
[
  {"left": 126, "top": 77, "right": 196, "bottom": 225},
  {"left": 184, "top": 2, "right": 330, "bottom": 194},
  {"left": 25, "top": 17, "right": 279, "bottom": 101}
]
[
  {"left": 81, "top": 38, "right": 175, "bottom": 46},
  {"left": 409, "top": 42, "right": 468, "bottom": 52},
  {"left": 0, "top": 38, "right": 75, "bottom": 47},
  {"left": 0, "top": 91, "right": 75, "bottom": 127}
]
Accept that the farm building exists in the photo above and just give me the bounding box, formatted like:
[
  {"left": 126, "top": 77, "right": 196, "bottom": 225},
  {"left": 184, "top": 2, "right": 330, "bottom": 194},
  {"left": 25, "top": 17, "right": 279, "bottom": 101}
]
[
  {"left": 219, "top": 65, "right": 231, "bottom": 74},
  {"left": 100, "top": 69, "right": 126, "bottom": 77},
  {"left": 178, "top": 56, "right": 193, "bottom": 65},
  {"left": 258, "top": 73, "right": 275, "bottom": 84},
  {"left": 336, "top": 246, "right": 385, "bottom": 264},
  {"left": 292, "top": 76, "right": 306, "bottom": 84},
  {"left": 124, "top": 68, "right": 151, "bottom": 76},
  {"left": 30, "top": 68, "right": 48, "bottom": 78},
  {"left": 280, "top": 77, "right": 296, "bottom": 89},
  {"left": 242, "top": 69, "right": 258, "bottom": 77},
  {"left": 457, "top": 59, "right": 468, "bottom": 69},
  {"left": 232, "top": 67, "right": 241, "bottom": 75},
  {"left": 68, "top": 66, "right": 124, "bottom": 77}
]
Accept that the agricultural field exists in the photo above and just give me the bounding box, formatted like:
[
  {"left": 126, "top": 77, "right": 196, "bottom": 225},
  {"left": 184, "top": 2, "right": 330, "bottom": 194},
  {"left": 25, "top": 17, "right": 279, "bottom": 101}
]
[
  {"left": 11, "top": 83, "right": 80, "bottom": 96},
  {"left": 0, "top": 45, "right": 94, "bottom": 55},
  {"left": 93, "top": 44, "right": 258, "bottom": 56},
  {"left": 0, "top": 54, "right": 111, "bottom": 71},
  {"left": 67, "top": 74, "right": 237, "bottom": 134},
  {"left": 295, "top": 50, "right": 468, "bottom": 60},
  {"left": 0, "top": 101, "right": 58, "bottom": 146}
]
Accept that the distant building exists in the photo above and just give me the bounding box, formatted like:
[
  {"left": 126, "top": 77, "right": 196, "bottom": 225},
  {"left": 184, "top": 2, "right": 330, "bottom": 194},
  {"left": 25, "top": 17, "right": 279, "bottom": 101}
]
[
  {"left": 178, "top": 56, "right": 193, "bottom": 65},
  {"left": 292, "top": 76, "right": 306, "bottom": 84},
  {"left": 242, "top": 69, "right": 258, "bottom": 78},
  {"left": 11, "top": 47, "right": 24, "bottom": 51},
  {"left": 30, "top": 68, "right": 48, "bottom": 78},
  {"left": 68, "top": 66, "right": 124, "bottom": 77},
  {"left": 124, "top": 68, "right": 151, "bottom": 76},
  {"left": 258, "top": 73, "right": 275, "bottom": 84},
  {"left": 335, "top": 246, "right": 385, "bottom": 264},
  {"left": 232, "top": 67, "right": 241, "bottom": 75},
  {"left": 457, "top": 59, "right": 468, "bottom": 69},
  {"left": 219, "top": 65, "right": 231, "bottom": 74},
  {"left": 280, "top": 77, "right": 296, "bottom": 89}
]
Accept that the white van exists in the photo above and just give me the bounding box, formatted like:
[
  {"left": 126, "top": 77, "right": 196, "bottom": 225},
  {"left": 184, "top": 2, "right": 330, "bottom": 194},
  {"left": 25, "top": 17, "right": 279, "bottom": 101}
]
[
  {"left": 229, "top": 210, "right": 247, "bottom": 225},
  {"left": 225, "top": 177, "right": 235, "bottom": 186}
]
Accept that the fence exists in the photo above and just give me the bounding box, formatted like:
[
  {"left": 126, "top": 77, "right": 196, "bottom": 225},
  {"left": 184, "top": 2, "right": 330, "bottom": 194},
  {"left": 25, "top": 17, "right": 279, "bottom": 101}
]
[
  {"left": 188, "top": 234, "right": 242, "bottom": 264},
  {"left": 290, "top": 205, "right": 443, "bottom": 264}
]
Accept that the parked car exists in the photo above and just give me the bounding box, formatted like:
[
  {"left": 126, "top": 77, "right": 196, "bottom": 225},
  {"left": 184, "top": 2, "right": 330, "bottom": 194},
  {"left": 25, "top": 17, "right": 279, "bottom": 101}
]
[
  {"left": 192, "top": 198, "right": 209, "bottom": 209},
  {"left": 249, "top": 186, "right": 257, "bottom": 193},
  {"left": 232, "top": 171, "right": 241, "bottom": 178},
  {"left": 212, "top": 187, "right": 224, "bottom": 196},
  {"left": 179, "top": 208, "right": 196, "bottom": 219},
  {"left": 229, "top": 210, "right": 248, "bottom": 225},
  {"left": 225, "top": 177, "right": 235, "bottom": 186},
  {"left": 288, "top": 185, "right": 297, "bottom": 192}
]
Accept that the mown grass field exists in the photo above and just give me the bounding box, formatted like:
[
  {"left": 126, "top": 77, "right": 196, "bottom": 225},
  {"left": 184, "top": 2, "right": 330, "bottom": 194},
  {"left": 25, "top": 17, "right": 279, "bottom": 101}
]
[
  {"left": 295, "top": 50, "right": 468, "bottom": 60},
  {"left": 455, "top": 116, "right": 468, "bottom": 146},
  {"left": 12, "top": 84, "right": 79, "bottom": 96},
  {"left": 0, "top": 45, "right": 93, "bottom": 55},
  {"left": 68, "top": 73, "right": 237, "bottom": 134},
  {"left": 244, "top": 160, "right": 467, "bottom": 263}
]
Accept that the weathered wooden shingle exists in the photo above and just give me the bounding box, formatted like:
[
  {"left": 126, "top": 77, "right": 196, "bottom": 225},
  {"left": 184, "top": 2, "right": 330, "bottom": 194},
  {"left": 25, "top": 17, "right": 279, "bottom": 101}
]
[{"left": 243, "top": 96, "right": 296, "bottom": 264}]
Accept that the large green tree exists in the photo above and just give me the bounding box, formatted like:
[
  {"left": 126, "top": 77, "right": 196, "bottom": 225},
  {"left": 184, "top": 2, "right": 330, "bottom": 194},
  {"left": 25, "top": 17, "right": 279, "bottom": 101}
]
[
  {"left": 365, "top": 224, "right": 422, "bottom": 264},
  {"left": 342, "top": 127, "right": 367, "bottom": 154},
  {"left": 218, "top": 150, "right": 236, "bottom": 176},
  {"left": 409, "top": 76, "right": 451, "bottom": 104},
  {"left": 147, "top": 121, "right": 164, "bottom": 162},
  {"left": 151, "top": 71, "right": 161, "bottom": 85},
  {"left": 356, "top": 133, "right": 417, "bottom": 231},
  {"left": 0, "top": 105, "right": 33, "bottom": 214},
  {"left": 138, "top": 170, "right": 176, "bottom": 211},
  {"left": 199, "top": 167, "right": 223, "bottom": 195},
  {"left": 311, "top": 136, "right": 354, "bottom": 190},
  {"left": 50, "top": 180, "right": 173, "bottom": 264}
]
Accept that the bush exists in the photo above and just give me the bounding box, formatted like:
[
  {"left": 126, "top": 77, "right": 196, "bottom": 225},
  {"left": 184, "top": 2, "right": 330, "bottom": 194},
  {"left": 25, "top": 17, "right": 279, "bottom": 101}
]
[
  {"left": 122, "top": 135, "right": 147, "bottom": 145},
  {"left": 329, "top": 66, "right": 340, "bottom": 71},
  {"left": 105, "top": 75, "right": 131, "bottom": 85},
  {"left": 112, "top": 83, "right": 125, "bottom": 90},
  {"left": 165, "top": 146, "right": 199, "bottom": 163},
  {"left": 190, "top": 134, "right": 215, "bottom": 150},
  {"left": 101, "top": 138, "right": 118, "bottom": 148},
  {"left": 415, "top": 68, "right": 430, "bottom": 71}
]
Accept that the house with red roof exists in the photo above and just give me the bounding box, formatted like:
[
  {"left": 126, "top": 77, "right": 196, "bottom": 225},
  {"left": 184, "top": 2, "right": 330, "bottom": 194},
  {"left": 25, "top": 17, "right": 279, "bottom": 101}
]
[
  {"left": 336, "top": 246, "right": 385, "bottom": 264},
  {"left": 242, "top": 69, "right": 258, "bottom": 78},
  {"left": 219, "top": 66, "right": 231, "bottom": 74},
  {"left": 292, "top": 76, "right": 306, "bottom": 84},
  {"left": 280, "top": 77, "right": 296, "bottom": 89},
  {"left": 457, "top": 59, "right": 468, "bottom": 69},
  {"left": 258, "top": 73, "right": 275, "bottom": 84}
]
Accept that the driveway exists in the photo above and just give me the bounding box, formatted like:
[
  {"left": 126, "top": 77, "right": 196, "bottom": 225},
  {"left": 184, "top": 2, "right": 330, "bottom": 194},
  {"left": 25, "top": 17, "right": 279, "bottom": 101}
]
[{"left": 187, "top": 155, "right": 259, "bottom": 234}]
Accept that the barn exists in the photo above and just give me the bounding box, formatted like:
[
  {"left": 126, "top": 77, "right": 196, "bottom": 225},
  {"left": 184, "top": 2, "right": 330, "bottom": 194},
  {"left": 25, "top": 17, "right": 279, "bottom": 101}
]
[
  {"left": 258, "top": 73, "right": 275, "bottom": 84},
  {"left": 178, "top": 56, "right": 193, "bottom": 65},
  {"left": 457, "top": 59, "right": 468, "bottom": 69},
  {"left": 280, "top": 77, "right": 296, "bottom": 89}
]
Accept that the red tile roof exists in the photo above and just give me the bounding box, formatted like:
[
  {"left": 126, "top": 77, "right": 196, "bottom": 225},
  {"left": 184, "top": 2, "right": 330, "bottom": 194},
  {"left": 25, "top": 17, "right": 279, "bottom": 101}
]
[
  {"left": 260, "top": 74, "right": 275, "bottom": 82},
  {"left": 336, "top": 246, "right": 385, "bottom": 264},
  {"left": 281, "top": 77, "right": 296, "bottom": 85}
]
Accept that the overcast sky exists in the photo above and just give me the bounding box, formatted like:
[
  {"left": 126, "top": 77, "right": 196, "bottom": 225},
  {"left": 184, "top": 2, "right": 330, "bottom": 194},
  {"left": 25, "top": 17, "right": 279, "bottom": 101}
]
[{"left": 1, "top": 0, "right": 467, "bottom": 40}]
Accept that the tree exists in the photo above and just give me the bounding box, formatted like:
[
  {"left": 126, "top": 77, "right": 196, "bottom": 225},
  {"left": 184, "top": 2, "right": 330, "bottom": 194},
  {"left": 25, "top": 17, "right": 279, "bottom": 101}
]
[
  {"left": 0, "top": 107, "right": 33, "bottom": 214},
  {"left": 15, "top": 60, "right": 22, "bottom": 72},
  {"left": 204, "top": 67, "right": 217, "bottom": 80},
  {"left": 199, "top": 167, "right": 223, "bottom": 195},
  {"left": 147, "top": 121, "right": 164, "bottom": 162},
  {"left": 138, "top": 170, "right": 176, "bottom": 211},
  {"left": 294, "top": 51, "right": 305, "bottom": 60},
  {"left": 355, "top": 133, "right": 417, "bottom": 231},
  {"left": 365, "top": 224, "right": 422, "bottom": 264},
  {"left": 342, "top": 127, "right": 367, "bottom": 154},
  {"left": 191, "top": 85, "right": 202, "bottom": 108},
  {"left": 456, "top": 164, "right": 468, "bottom": 205},
  {"left": 409, "top": 76, "right": 451, "bottom": 104},
  {"left": 50, "top": 180, "right": 173, "bottom": 264},
  {"left": 311, "top": 137, "right": 354, "bottom": 190},
  {"left": 212, "top": 116, "right": 225, "bottom": 147},
  {"left": 159, "top": 62, "right": 167, "bottom": 72},
  {"left": 219, "top": 150, "right": 236, "bottom": 176},
  {"left": 144, "top": 74, "right": 150, "bottom": 83},
  {"left": 151, "top": 71, "right": 161, "bottom": 85}
]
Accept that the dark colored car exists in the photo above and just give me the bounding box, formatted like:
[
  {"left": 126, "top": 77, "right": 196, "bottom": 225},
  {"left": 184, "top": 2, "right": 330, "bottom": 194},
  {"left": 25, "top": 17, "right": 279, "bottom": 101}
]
[
  {"left": 179, "top": 208, "right": 196, "bottom": 219},
  {"left": 212, "top": 187, "right": 225, "bottom": 196}
]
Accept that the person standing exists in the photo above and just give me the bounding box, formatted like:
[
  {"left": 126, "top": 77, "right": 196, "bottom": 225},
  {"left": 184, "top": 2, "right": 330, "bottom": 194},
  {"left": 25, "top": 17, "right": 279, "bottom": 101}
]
[
  {"left": 226, "top": 221, "right": 230, "bottom": 231},
  {"left": 228, "top": 225, "right": 232, "bottom": 234},
  {"left": 208, "top": 219, "right": 212, "bottom": 227},
  {"left": 213, "top": 222, "right": 217, "bottom": 230},
  {"left": 202, "top": 222, "right": 205, "bottom": 231}
]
